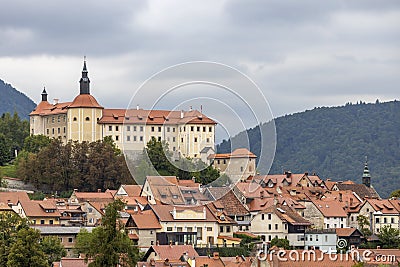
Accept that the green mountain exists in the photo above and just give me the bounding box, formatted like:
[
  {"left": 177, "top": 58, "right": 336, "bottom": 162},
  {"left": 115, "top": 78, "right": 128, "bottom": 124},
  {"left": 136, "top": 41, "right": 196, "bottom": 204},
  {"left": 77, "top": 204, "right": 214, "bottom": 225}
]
[
  {"left": 0, "top": 79, "right": 36, "bottom": 119},
  {"left": 217, "top": 101, "right": 400, "bottom": 198}
]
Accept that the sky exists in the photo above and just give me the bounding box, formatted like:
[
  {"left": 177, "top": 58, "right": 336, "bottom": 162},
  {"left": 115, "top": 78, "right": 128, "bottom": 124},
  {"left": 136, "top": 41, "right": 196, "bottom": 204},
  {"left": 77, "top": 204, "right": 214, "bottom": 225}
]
[{"left": 0, "top": 0, "right": 399, "bottom": 141}]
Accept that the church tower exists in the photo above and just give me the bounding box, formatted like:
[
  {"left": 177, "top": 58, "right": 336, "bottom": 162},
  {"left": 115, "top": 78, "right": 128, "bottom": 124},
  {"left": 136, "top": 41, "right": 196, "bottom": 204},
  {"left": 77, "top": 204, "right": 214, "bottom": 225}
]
[
  {"left": 67, "top": 59, "right": 103, "bottom": 142},
  {"left": 362, "top": 158, "right": 371, "bottom": 188}
]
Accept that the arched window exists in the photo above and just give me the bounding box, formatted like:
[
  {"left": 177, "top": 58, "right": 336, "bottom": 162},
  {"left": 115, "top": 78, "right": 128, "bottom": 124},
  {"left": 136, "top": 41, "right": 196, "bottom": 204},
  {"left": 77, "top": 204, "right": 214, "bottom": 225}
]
[
  {"left": 73, "top": 117, "right": 77, "bottom": 121},
  {"left": 85, "top": 117, "right": 90, "bottom": 121}
]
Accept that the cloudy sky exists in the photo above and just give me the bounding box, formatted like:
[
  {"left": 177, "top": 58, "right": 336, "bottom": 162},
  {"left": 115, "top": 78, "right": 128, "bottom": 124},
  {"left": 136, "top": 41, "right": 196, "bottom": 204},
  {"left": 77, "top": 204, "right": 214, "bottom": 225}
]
[{"left": 0, "top": 0, "right": 399, "bottom": 140}]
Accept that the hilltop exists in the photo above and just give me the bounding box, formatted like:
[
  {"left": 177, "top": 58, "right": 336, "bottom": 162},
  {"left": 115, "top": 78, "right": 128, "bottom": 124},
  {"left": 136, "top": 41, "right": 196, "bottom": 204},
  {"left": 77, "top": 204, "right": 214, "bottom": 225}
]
[{"left": 0, "top": 79, "right": 36, "bottom": 119}]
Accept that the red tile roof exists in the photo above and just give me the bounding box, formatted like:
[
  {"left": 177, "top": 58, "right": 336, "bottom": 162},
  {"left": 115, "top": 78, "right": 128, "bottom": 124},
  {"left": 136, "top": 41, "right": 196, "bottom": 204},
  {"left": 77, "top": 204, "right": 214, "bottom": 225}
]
[
  {"left": 151, "top": 204, "right": 217, "bottom": 222},
  {"left": 149, "top": 245, "right": 199, "bottom": 260},
  {"left": 311, "top": 199, "right": 347, "bottom": 217},
  {"left": 69, "top": 94, "right": 103, "bottom": 108},
  {"left": 120, "top": 185, "right": 142, "bottom": 197},
  {"left": 98, "top": 109, "right": 216, "bottom": 125},
  {"left": 19, "top": 200, "right": 61, "bottom": 218},
  {"left": 0, "top": 191, "right": 30, "bottom": 204},
  {"left": 209, "top": 148, "right": 256, "bottom": 159},
  {"left": 130, "top": 210, "right": 162, "bottom": 229}
]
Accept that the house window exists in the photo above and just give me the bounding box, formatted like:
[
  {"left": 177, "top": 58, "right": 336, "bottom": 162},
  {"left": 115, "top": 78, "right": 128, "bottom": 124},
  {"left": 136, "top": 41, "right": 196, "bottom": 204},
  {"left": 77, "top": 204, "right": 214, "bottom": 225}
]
[
  {"left": 391, "top": 218, "right": 395, "bottom": 224},
  {"left": 384, "top": 218, "right": 387, "bottom": 223},
  {"left": 127, "top": 136, "right": 130, "bottom": 141},
  {"left": 173, "top": 127, "right": 175, "bottom": 132},
  {"left": 127, "top": 126, "right": 130, "bottom": 131},
  {"left": 88, "top": 208, "right": 93, "bottom": 213},
  {"left": 207, "top": 227, "right": 212, "bottom": 231},
  {"left": 167, "top": 227, "right": 172, "bottom": 231},
  {"left": 52, "top": 128, "right": 55, "bottom": 134},
  {"left": 268, "top": 224, "right": 271, "bottom": 230},
  {"left": 133, "top": 126, "right": 137, "bottom": 131},
  {"left": 191, "top": 126, "right": 194, "bottom": 131},
  {"left": 151, "top": 126, "right": 155, "bottom": 132},
  {"left": 47, "top": 129, "right": 49, "bottom": 134},
  {"left": 140, "top": 126, "right": 143, "bottom": 132},
  {"left": 325, "top": 235, "right": 328, "bottom": 242},
  {"left": 85, "top": 117, "right": 90, "bottom": 121},
  {"left": 226, "top": 226, "right": 231, "bottom": 233},
  {"left": 206, "top": 138, "right": 210, "bottom": 143},
  {"left": 68, "top": 238, "right": 73, "bottom": 243},
  {"left": 109, "top": 126, "right": 112, "bottom": 131},
  {"left": 275, "top": 224, "right": 278, "bottom": 230},
  {"left": 158, "top": 137, "right": 161, "bottom": 141},
  {"left": 187, "top": 227, "right": 192, "bottom": 232},
  {"left": 197, "top": 126, "right": 200, "bottom": 131},
  {"left": 194, "top": 137, "right": 198, "bottom": 142},
  {"left": 140, "top": 136, "right": 143, "bottom": 141},
  {"left": 316, "top": 235, "right": 319, "bottom": 241},
  {"left": 261, "top": 214, "right": 265, "bottom": 220},
  {"left": 173, "top": 137, "right": 176, "bottom": 142},
  {"left": 203, "top": 126, "right": 206, "bottom": 132},
  {"left": 133, "top": 136, "right": 137, "bottom": 142},
  {"left": 40, "top": 220, "right": 45, "bottom": 225},
  {"left": 181, "top": 138, "right": 184, "bottom": 142},
  {"left": 63, "top": 127, "right": 66, "bottom": 133},
  {"left": 115, "top": 135, "right": 119, "bottom": 141},
  {"left": 268, "top": 214, "right": 272, "bottom": 220},
  {"left": 49, "top": 220, "right": 53, "bottom": 225},
  {"left": 167, "top": 127, "right": 170, "bottom": 132},
  {"left": 209, "top": 127, "right": 212, "bottom": 132},
  {"left": 376, "top": 218, "right": 380, "bottom": 223},
  {"left": 116, "top": 126, "right": 119, "bottom": 131},
  {"left": 58, "top": 128, "right": 60, "bottom": 134},
  {"left": 158, "top": 126, "right": 161, "bottom": 132}
]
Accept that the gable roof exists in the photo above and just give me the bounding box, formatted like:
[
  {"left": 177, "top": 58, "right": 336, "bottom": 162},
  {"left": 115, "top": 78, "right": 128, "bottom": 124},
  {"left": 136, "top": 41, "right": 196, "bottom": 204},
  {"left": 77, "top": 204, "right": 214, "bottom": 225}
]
[
  {"left": 259, "top": 205, "right": 311, "bottom": 226},
  {"left": 336, "top": 228, "right": 363, "bottom": 237},
  {"left": 143, "top": 245, "right": 199, "bottom": 261},
  {"left": 120, "top": 185, "right": 142, "bottom": 197},
  {"left": 365, "top": 198, "right": 397, "bottom": 214},
  {"left": 30, "top": 101, "right": 71, "bottom": 116},
  {"left": 207, "top": 189, "right": 249, "bottom": 216},
  {"left": 130, "top": 210, "right": 161, "bottom": 229},
  {"left": 19, "top": 200, "right": 61, "bottom": 218},
  {"left": 336, "top": 182, "right": 380, "bottom": 199},
  {"left": 150, "top": 204, "right": 217, "bottom": 223},
  {"left": 0, "top": 191, "right": 30, "bottom": 204},
  {"left": 311, "top": 199, "right": 347, "bottom": 217}
]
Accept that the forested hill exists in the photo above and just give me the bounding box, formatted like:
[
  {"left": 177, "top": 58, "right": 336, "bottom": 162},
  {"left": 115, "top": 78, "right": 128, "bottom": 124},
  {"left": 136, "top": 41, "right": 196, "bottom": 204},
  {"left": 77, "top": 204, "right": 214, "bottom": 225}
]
[
  {"left": 217, "top": 101, "right": 400, "bottom": 198},
  {"left": 0, "top": 79, "right": 36, "bottom": 119}
]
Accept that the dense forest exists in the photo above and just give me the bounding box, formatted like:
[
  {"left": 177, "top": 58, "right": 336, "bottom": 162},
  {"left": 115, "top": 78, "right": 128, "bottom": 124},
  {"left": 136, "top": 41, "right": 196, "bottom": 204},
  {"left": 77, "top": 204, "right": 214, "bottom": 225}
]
[
  {"left": 0, "top": 79, "right": 36, "bottom": 119},
  {"left": 217, "top": 101, "right": 400, "bottom": 198}
]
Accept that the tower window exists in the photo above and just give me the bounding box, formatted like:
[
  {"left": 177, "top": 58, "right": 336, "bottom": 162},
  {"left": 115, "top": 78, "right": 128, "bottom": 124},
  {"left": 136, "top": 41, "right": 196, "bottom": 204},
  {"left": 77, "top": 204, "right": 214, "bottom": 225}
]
[
  {"left": 85, "top": 117, "right": 90, "bottom": 121},
  {"left": 73, "top": 117, "right": 77, "bottom": 121}
]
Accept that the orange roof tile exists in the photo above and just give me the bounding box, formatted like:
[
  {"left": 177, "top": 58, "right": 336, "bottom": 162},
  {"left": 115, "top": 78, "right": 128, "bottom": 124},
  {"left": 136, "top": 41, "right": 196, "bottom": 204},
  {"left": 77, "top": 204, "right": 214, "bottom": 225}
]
[
  {"left": 69, "top": 94, "right": 103, "bottom": 108},
  {"left": 0, "top": 191, "right": 30, "bottom": 204},
  {"left": 131, "top": 210, "right": 161, "bottom": 229},
  {"left": 30, "top": 101, "right": 72, "bottom": 116},
  {"left": 19, "top": 200, "right": 61, "bottom": 218},
  {"left": 148, "top": 245, "right": 199, "bottom": 260},
  {"left": 120, "top": 185, "right": 142, "bottom": 197},
  {"left": 98, "top": 109, "right": 216, "bottom": 125},
  {"left": 311, "top": 199, "right": 347, "bottom": 217}
]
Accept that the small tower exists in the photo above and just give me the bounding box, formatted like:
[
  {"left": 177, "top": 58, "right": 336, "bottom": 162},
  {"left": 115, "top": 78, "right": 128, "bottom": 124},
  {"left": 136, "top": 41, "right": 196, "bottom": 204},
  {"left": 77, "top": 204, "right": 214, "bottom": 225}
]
[
  {"left": 362, "top": 157, "right": 371, "bottom": 187},
  {"left": 41, "top": 87, "right": 48, "bottom": 101},
  {"left": 79, "top": 58, "right": 90, "bottom": 94}
]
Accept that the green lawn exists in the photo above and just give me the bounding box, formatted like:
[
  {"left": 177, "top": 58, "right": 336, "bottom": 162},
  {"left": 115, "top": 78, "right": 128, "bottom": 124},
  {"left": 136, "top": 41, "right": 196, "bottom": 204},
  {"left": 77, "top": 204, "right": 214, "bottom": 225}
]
[{"left": 0, "top": 164, "right": 17, "bottom": 178}]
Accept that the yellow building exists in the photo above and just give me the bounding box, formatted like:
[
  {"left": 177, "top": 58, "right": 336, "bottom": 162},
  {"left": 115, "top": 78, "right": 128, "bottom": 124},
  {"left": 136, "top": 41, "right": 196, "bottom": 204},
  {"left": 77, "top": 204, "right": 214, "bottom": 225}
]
[{"left": 30, "top": 60, "right": 216, "bottom": 158}]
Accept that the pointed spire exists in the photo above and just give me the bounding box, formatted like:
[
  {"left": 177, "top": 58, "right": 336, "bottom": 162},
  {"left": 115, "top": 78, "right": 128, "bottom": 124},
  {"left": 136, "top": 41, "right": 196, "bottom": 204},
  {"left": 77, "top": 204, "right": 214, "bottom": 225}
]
[
  {"left": 362, "top": 156, "right": 371, "bottom": 187},
  {"left": 41, "top": 86, "right": 48, "bottom": 101},
  {"left": 79, "top": 57, "right": 90, "bottom": 94}
]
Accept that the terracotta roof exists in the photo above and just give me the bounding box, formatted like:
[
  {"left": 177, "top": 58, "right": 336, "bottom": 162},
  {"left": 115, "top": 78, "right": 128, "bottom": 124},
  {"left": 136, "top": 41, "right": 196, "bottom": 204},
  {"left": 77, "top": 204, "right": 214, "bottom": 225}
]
[
  {"left": 56, "top": 258, "right": 91, "bottom": 267},
  {"left": 259, "top": 205, "right": 312, "bottom": 226},
  {"left": 98, "top": 109, "right": 216, "bottom": 125},
  {"left": 144, "top": 176, "right": 186, "bottom": 205},
  {"left": 151, "top": 204, "right": 217, "bottom": 222},
  {"left": 250, "top": 172, "right": 323, "bottom": 189},
  {"left": 335, "top": 228, "right": 361, "bottom": 237},
  {"left": 0, "top": 202, "right": 14, "bottom": 212},
  {"left": 234, "top": 231, "right": 258, "bottom": 238},
  {"left": 207, "top": 189, "right": 249, "bottom": 216},
  {"left": 0, "top": 191, "right": 30, "bottom": 204},
  {"left": 69, "top": 94, "right": 103, "bottom": 108},
  {"left": 130, "top": 210, "right": 161, "bottom": 229},
  {"left": 311, "top": 199, "right": 347, "bottom": 217},
  {"left": 19, "top": 200, "right": 61, "bottom": 218},
  {"left": 29, "top": 100, "right": 52, "bottom": 115},
  {"left": 137, "top": 261, "right": 189, "bottom": 267},
  {"left": 209, "top": 148, "right": 257, "bottom": 160},
  {"left": 120, "top": 185, "right": 142, "bottom": 197},
  {"left": 389, "top": 198, "right": 400, "bottom": 212},
  {"left": 218, "top": 235, "right": 242, "bottom": 242},
  {"left": 365, "top": 199, "right": 397, "bottom": 214},
  {"left": 73, "top": 191, "right": 114, "bottom": 202},
  {"left": 30, "top": 101, "right": 72, "bottom": 116},
  {"left": 196, "top": 256, "right": 225, "bottom": 267},
  {"left": 336, "top": 183, "right": 380, "bottom": 199},
  {"left": 224, "top": 256, "right": 253, "bottom": 267},
  {"left": 146, "top": 245, "right": 199, "bottom": 260}
]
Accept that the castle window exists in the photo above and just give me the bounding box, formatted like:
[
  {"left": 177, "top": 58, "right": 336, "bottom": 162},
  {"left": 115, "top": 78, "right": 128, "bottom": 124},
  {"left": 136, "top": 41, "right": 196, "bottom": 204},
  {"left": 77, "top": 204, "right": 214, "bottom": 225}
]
[
  {"left": 47, "top": 129, "right": 49, "bottom": 134},
  {"left": 206, "top": 138, "right": 210, "bottom": 143},
  {"left": 133, "top": 126, "right": 137, "bottom": 131},
  {"left": 133, "top": 136, "right": 137, "bottom": 142},
  {"left": 151, "top": 126, "right": 155, "bottom": 132},
  {"left": 209, "top": 127, "right": 212, "bottom": 132},
  {"left": 58, "top": 116, "right": 60, "bottom": 122},
  {"left": 140, "top": 126, "right": 143, "bottom": 132},
  {"left": 58, "top": 128, "right": 60, "bottom": 134},
  {"left": 52, "top": 117, "right": 55, "bottom": 123},
  {"left": 108, "top": 126, "right": 112, "bottom": 131},
  {"left": 197, "top": 126, "right": 200, "bottom": 131},
  {"left": 85, "top": 117, "right": 90, "bottom": 121},
  {"left": 173, "top": 137, "right": 176, "bottom": 142},
  {"left": 115, "top": 135, "right": 119, "bottom": 141},
  {"left": 52, "top": 128, "right": 55, "bottom": 134},
  {"left": 191, "top": 126, "right": 194, "bottom": 131},
  {"left": 116, "top": 126, "right": 119, "bottom": 131},
  {"left": 158, "top": 137, "right": 161, "bottom": 141},
  {"left": 127, "top": 126, "right": 130, "bottom": 131},
  {"left": 167, "top": 127, "right": 170, "bottom": 132},
  {"left": 203, "top": 126, "right": 206, "bottom": 132},
  {"left": 173, "top": 127, "right": 175, "bottom": 132},
  {"left": 158, "top": 126, "right": 161, "bottom": 132},
  {"left": 194, "top": 137, "right": 198, "bottom": 142},
  {"left": 73, "top": 117, "right": 77, "bottom": 121},
  {"left": 126, "top": 136, "right": 130, "bottom": 142},
  {"left": 139, "top": 136, "right": 143, "bottom": 141}
]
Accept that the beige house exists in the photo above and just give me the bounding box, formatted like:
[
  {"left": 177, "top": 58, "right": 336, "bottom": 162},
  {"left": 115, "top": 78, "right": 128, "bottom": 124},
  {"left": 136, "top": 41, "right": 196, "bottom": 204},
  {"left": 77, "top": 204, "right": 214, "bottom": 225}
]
[
  {"left": 208, "top": 148, "right": 257, "bottom": 182},
  {"left": 29, "top": 61, "right": 216, "bottom": 159},
  {"left": 150, "top": 204, "right": 219, "bottom": 246}
]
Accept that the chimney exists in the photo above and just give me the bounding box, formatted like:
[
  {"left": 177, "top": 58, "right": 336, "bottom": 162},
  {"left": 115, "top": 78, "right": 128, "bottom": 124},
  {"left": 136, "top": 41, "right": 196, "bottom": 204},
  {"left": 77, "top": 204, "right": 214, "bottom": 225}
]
[
  {"left": 164, "top": 259, "right": 170, "bottom": 266},
  {"left": 285, "top": 171, "right": 291, "bottom": 178},
  {"left": 235, "top": 255, "right": 240, "bottom": 263},
  {"left": 150, "top": 259, "right": 155, "bottom": 266},
  {"left": 339, "top": 193, "right": 343, "bottom": 202},
  {"left": 305, "top": 172, "right": 309, "bottom": 176},
  {"left": 180, "top": 110, "right": 184, "bottom": 119},
  {"left": 350, "top": 198, "right": 353, "bottom": 206},
  {"left": 156, "top": 240, "right": 160, "bottom": 246},
  {"left": 7, "top": 200, "right": 12, "bottom": 208},
  {"left": 136, "top": 104, "right": 139, "bottom": 110},
  {"left": 213, "top": 252, "right": 219, "bottom": 260},
  {"left": 97, "top": 189, "right": 101, "bottom": 193},
  {"left": 53, "top": 98, "right": 59, "bottom": 105},
  {"left": 273, "top": 194, "right": 278, "bottom": 205},
  {"left": 260, "top": 191, "right": 264, "bottom": 199},
  {"left": 326, "top": 178, "right": 331, "bottom": 182}
]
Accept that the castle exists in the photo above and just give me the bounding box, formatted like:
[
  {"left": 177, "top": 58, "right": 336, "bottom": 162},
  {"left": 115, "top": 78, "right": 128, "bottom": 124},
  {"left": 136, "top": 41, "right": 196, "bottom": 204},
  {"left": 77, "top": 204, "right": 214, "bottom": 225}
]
[{"left": 29, "top": 61, "right": 216, "bottom": 158}]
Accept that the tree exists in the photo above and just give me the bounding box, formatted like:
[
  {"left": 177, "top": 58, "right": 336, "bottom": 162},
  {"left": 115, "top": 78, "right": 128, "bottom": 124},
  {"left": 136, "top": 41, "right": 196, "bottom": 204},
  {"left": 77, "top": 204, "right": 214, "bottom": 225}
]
[
  {"left": 390, "top": 189, "right": 400, "bottom": 198},
  {"left": 145, "top": 137, "right": 174, "bottom": 175},
  {"left": 0, "top": 212, "right": 30, "bottom": 265},
  {"left": 357, "top": 215, "right": 372, "bottom": 238},
  {"left": 75, "top": 199, "right": 139, "bottom": 267},
  {"left": 0, "top": 134, "right": 11, "bottom": 165},
  {"left": 270, "top": 237, "right": 290, "bottom": 250},
  {"left": 23, "top": 135, "right": 51, "bottom": 154},
  {"left": 6, "top": 228, "right": 48, "bottom": 267},
  {"left": 377, "top": 225, "right": 400, "bottom": 249},
  {"left": 40, "top": 236, "right": 67, "bottom": 265}
]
